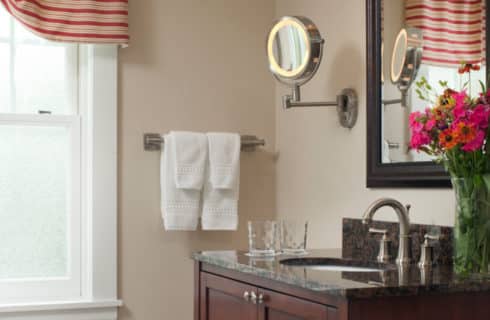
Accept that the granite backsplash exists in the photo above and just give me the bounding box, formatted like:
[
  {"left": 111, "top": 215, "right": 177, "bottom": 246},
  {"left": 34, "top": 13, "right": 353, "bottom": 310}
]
[{"left": 342, "top": 218, "right": 453, "bottom": 265}]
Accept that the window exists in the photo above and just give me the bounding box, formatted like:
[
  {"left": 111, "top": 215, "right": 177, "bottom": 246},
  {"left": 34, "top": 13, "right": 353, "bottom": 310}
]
[
  {"left": 0, "top": 9, "right": 81, "bottom": 303},
  {"left": 0, "top": 6, "right": 119, "bottom": 316}
]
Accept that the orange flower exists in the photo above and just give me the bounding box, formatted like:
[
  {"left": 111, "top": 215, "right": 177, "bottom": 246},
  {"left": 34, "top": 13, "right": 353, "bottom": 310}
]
[
  {"left": 458, "top": 63, "right": 481, "bottom": 74},
  {"left": 441, "top": 89, "right": 457, "bottom": 106},
  {"left": 439, "top": 129, "right": 458, "bottom": 150},
  {"left": 453, "top": 122, "right": 476, "bottom": 144},
  {"left": 432, "top": 106, "right": 448, "bottom": 121}
]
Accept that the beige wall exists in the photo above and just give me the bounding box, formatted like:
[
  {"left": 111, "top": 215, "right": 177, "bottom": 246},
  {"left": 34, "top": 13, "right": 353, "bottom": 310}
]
[
  {"left": 274, "top": 0, "right": 454, "bottom": 249},
  {"left": 118, "top": 0, "right": 457, "bottom": 318},
  {"left": 118, "top": 0, "right": 276, "bottom": 319}
]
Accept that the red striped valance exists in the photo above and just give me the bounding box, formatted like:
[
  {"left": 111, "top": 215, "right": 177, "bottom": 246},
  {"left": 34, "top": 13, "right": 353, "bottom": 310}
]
[
  {"left": 405, "top": 0, "right": 485, "bottom": 67},
  {"left": 0, "top": 0, "right": 129, "bottom": 45}
]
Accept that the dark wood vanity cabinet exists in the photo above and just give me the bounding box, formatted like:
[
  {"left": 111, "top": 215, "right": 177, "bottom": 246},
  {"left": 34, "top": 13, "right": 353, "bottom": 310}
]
[
  {"left": 257, "top": 288, "right": 331, "bottom": 320},
  {"left": 199, "top": 272, "right": 257, "bottom": 320},
  {"left": 196, "top": 263, "right": 343, "bottom": 320},
  {"left": 195, "top": 261, "right": 490, "bottom": 320},
  {"left": 199, "top": 272, "right": 330, "bottom": 320}
]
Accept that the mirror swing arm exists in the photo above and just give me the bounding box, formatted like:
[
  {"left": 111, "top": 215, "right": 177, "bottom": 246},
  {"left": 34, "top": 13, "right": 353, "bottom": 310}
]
[
  {"left": 282, "top": 85, "right": 359, "bottom": 129},
  {"left": 382, "top": 98, "right": 403, "bottom": 107},
  {"left": 267, "top": 16, "right": 359, "bottom": 129}
]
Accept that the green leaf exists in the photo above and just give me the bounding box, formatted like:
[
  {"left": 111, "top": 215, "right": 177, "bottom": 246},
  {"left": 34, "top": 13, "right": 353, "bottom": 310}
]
[
  {"left": 479, "top": 80, "right": 486, "bottom": 94},
  {"left": 439, "top": 80, "right": 448, "bottom": 88},
  {"left": 482, "top": 174, "right": 490, "bottom": 190},
  {"left": 473, "top": 174, "right": 484, "bottom": 187}
]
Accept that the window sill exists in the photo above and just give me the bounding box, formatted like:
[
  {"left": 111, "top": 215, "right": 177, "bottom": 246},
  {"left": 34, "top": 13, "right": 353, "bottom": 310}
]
[{"left": 0, "top": 299, "right": 122, "bottom": 320}]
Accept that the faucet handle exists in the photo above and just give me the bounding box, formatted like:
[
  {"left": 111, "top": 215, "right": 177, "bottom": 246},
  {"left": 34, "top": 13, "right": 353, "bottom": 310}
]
[
  {"left": 369, "top": 228, "right": 391, "bottom": 263},
  {"left": 418, "top": 233, "right": 440, "bottom": 268},
  {"left": 369, "top": 228, "right": 388, "bottom": 238},
  {"left": 405, "top": 204, "right": 412, "bottom": 215},
  {"left": 424, "top": 234, "right": 440, "bottom": 242}
]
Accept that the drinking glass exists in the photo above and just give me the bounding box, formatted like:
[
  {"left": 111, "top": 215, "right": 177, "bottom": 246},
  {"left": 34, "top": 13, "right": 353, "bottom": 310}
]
[
  {"left": 280, "top": 220, "right": 308, "bottom": 255},
  {"left": 247, "top": 221, "right": 277, "bottom": 257}
]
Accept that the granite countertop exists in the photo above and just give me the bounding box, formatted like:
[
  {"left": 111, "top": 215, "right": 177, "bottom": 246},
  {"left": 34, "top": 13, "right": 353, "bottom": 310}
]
[{"left": 192, "top": 249, "right": 490, "bottom": 299}]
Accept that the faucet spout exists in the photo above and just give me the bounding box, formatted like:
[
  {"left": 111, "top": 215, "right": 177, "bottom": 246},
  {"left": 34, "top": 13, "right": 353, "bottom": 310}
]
[{"left": 362, "top": 198, "right": 412, "bottom": 266}]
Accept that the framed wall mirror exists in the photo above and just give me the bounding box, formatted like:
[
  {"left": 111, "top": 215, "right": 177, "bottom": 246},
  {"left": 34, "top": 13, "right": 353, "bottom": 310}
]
[{"left": 366, "top": 0, "right": 490, "bottom": 187}]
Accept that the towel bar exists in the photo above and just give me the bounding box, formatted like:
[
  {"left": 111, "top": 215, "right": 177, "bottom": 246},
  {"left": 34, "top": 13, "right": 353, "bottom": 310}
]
[{"left": 143, "top": 133, "right": 265, "bottom": 152}]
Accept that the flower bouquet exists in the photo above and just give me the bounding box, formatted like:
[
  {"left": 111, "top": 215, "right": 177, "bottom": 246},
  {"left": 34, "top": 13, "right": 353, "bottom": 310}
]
[{"left": 409, "top": 63, "right": 490, "bottom": 274}]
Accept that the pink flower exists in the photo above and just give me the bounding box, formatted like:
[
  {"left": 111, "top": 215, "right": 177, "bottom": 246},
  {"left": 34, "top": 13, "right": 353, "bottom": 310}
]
[
  {"left": 469, "top": 104, "right": 490, "bottom": 129},
  {"left": 454, "top": 91, "right": 467, "bottom": 108},
  {"left": 461, "top": 130, "right": 485, "bottom": 151},
  {"left": 425, "top": 118, "right": 436, "bottom": 131},
  {"left": 409, "top": 111, "right": 422, "bottom": 126},
  {"left": 453, "top": 105, "right": 466, "bottom": 120},
  {"left": 409, "top": 111, "right": 425, "bottom": 133},
  {"left": 410, "top": 132, "right": 431, "bottom": 150},
  {"left": 452, "top": 91, "right": 468, "bottom": 120},
  {"left": 411, "top": 122, "right": 424, "bottom": 133}
]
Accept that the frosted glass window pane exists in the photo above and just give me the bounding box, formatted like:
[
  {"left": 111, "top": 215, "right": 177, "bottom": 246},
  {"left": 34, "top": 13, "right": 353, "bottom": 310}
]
[
  {"left": 13, "top": 18, "right": 47, "bottom": 44},
  {"left": 0, "top": 44, "right": 10, "bottom": 113},
  {"left": 0, "top": 6, "right": 9, "bottom": 39},
  {"left": 0, "top": 125, "right": 70, "bottom": 279},
  {"left": 14, "top": 44, "right": 76, "bottom": 115}
]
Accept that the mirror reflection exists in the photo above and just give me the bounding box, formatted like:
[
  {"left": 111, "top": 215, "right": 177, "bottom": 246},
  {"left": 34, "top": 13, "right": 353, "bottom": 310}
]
[
  {"left": 389, "top": 27, "right": 423, "bottom": 105},
  {"left": 381, "top": 0, "right": 487, "bottom": 163},
  {"left": 272, "top": 24, "right": 308, "bottom": 74}
]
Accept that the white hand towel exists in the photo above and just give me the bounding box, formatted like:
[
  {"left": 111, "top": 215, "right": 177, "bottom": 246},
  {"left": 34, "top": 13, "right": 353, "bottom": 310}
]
[
  {"left": 206, "top": 133, "right": 241, "bottom": 189},
  {"left": 201, "top": 133, "right": 240, "bottom": 230},
  {"left": 161, "top": 134, "right": 201, "bottom": 231},
  {"left": 171, "top": 131, "right": 207, "bottom": 190}
]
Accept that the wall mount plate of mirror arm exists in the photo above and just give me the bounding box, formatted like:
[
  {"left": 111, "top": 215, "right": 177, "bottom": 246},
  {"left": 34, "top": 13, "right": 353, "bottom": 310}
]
[{"left": 267, "top": 15, "right": 359, "bottom": 129}]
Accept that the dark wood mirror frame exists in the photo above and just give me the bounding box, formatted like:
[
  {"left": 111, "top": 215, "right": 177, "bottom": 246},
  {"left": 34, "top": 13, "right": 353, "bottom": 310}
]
[{"left": 366, "top": 0, "right": 490, "bottom": 188}]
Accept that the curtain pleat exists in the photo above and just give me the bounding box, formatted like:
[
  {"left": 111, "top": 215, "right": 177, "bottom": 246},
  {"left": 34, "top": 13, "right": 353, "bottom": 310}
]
[
  {"left": 405, "top": 0, "right": 485, "bottom": 67},
  {"left": 0, "top": 0, "right": 129, "bottom": 45}
]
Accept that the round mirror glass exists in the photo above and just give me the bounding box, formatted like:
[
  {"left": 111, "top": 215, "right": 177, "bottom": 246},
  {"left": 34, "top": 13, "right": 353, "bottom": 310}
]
[
  {"left": 271, "top": 24, "right": 308, "bottom": 74},
  {"left": 390, "top": 28, "right": 423, "bottom": 87},
  {"left": 391, "top": 29, "right": 407, "bottom": 83},
  {"left": 267, "top": 16, "right": 323, "bottom": 86}
]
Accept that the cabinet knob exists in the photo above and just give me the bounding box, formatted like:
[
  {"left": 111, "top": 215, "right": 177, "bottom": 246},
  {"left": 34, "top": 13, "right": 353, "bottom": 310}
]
[
  {"left": 257, "top": 293, "right": 266, "bottom": 304},
  {"left": 243, "top": 291, "right": 251, "bottom": 301},
  {"left": 250, "top": 292, "right": 266, "bottom": 304}
]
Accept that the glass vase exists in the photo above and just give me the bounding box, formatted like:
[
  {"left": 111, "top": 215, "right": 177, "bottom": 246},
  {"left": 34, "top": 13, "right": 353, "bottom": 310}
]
[{"left": 452, "top": 175, "right": 490, "bottom": 275}]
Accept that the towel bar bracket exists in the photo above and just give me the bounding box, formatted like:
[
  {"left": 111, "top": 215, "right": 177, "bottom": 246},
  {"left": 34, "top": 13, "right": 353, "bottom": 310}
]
[
  {"left": 143, "top": 133, "right": 265, "bottom": 152},
  {"left": 144, "top": 133, "right": 164, "bottom": 151}
]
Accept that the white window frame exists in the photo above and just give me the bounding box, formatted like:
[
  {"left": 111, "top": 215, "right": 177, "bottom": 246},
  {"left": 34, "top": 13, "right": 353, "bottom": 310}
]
[{"left": 0, "top": 45, "right": 121, "bottom": 320}]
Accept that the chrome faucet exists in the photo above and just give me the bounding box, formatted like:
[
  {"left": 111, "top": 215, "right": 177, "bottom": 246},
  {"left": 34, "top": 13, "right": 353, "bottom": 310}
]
[{"left": 362, "top": 198, "right": 412, "bottom": 266}]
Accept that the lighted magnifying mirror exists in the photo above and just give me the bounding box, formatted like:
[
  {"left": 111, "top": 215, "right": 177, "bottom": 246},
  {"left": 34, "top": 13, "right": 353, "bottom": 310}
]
[
  {"left": 389, "top": 27, "right": 423, "bottom": 108},
  {"left": 266, "top": 16, "right": 359, "bottom": 128}
]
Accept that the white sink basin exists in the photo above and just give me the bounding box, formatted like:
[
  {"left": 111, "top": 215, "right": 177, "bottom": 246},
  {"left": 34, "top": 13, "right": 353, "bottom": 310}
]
[
  {"left": 279, "top": 257, "right": 387, "bottom": 273},
  {"left": 306, "top": 265, "right": 382, "bottom": 272}
]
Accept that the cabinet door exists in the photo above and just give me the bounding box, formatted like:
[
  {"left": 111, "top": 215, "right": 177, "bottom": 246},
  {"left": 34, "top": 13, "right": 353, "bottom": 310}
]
[
  {"left": 258, "top": 288, "right": 330, "bottom": 320},
  {"left": 200, "top": 272, "right": 257, "bottom": 320}
]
